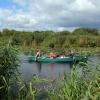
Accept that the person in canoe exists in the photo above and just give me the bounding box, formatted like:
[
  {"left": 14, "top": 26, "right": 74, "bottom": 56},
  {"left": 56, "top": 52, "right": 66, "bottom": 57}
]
[
  {"left": 49, "top": 52, "right": 56, "bottom": 58},
  {"left": 35, "top": 49, "right": 41, "bottom": 61},
  {"left": 60, "top": 53, "right": 65, "bottom": 58},
  {"left": 68, "top": 51, "right": 75, "bottom": 58}
]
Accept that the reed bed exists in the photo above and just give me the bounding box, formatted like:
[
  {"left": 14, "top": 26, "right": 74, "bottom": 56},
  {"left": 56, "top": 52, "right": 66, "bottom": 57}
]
[
  {"left": 47, "top": 63, "right": 100, "bottom": 100},
  {"left": 0, "top": 45, "right": 100, "bottom": 100}
]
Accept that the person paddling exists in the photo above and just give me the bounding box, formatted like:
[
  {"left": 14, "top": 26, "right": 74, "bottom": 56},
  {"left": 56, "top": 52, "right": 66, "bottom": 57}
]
[
  {"left": 60, "top": 53, "right": 65, "bottom": 58},
  {"left": 49, "top": 52, "right": 56, "bottom": 58},
  {"left": 69, "top": 51, "right": 75, "bottom": 58},
  {"left": 35, "top": 49, "right": 41, "bottom": 61}
]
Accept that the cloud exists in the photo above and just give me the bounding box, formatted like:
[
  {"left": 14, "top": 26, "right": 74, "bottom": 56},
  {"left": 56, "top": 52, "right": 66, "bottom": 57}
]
[
  {"left": 12, "top": 0, "right": 27, "bottom": 6},
  {"left": 0, "top": 0, "right": 100, "bottom": 31},
  {"left": 70, "top": 0, "right": 96, "bottom": 11},
  {"left": 0, "top": 8, "right": 12, "bottom": 19}
]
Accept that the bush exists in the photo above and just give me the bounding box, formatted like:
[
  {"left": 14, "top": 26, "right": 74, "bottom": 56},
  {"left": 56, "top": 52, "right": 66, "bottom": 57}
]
[{"left": 0, "top": 44, "right": 19, "bottom": 99}]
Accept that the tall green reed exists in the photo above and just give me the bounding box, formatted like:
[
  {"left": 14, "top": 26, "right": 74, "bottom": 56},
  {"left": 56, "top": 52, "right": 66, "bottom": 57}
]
[
  {"left": 47, "top": 63, "right": 100, "bottom": 100},
  {"left": 0, "top": 44, "right": 19, "bottom": 99}
]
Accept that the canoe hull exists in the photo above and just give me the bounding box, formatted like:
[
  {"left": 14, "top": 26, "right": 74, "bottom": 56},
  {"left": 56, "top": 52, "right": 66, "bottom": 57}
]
[{"left": 28, "top": 57, "right": 88, "bottom": 63}]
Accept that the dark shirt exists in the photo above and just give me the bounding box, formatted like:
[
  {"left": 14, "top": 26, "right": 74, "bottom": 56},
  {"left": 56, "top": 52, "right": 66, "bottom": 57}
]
[{"left": 69, "top": 53, "right": 75, "bottom": 58}]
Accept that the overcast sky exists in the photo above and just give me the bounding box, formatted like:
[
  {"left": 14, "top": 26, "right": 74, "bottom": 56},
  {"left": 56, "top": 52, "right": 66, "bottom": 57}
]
[{"left": 0, "top": 0, "right": 100, "bottom": 31}]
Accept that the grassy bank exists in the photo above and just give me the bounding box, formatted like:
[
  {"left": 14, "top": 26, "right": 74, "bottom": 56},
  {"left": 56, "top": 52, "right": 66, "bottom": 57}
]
[{"left": 17, "top": 45, "right": 100, "bottom": 56}]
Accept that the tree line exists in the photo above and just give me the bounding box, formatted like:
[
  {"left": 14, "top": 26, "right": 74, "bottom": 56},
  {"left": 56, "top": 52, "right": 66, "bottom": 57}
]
[{"left": 0, "top": 28, "right": 100, "bottom": 49}]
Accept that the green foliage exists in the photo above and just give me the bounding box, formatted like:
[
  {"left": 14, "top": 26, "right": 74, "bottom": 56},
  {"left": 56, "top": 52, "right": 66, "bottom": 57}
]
[
  {"left": 56, "top": 31, "right": 71, "bottom": 35},
  {"left": 0, "top": 44, "right": 19, "bottom": 79},
  {"left": 72, "top": 28, "right": 99, "bottom": 35},
  {"left": 33, "top": 32, "right": 46, "bottom": 45},
  {"left": 0, "top": 31, "right": 2, "bottom": 37},
  {"left": 47, "top": 64, "right": 100, "bottom": 100},
  {"left": 2, "top": 29, "right": 16, "bottom": 36},
  {"left": 0, "top": 44, "right": 19, "bottom": 99},
  {"left": 0, "top": 28, "right": 100, "bottom": 54}
]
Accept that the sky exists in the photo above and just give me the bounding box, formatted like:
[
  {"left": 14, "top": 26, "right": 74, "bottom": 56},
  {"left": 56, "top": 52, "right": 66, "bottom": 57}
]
[{"left": 0, "top": 0, "right": 100, "bottom": 31}]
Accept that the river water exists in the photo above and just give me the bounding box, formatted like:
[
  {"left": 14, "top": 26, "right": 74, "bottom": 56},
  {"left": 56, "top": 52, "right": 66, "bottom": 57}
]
[{"left": 19, "top": 54, "right": 100, "bottom": 82}]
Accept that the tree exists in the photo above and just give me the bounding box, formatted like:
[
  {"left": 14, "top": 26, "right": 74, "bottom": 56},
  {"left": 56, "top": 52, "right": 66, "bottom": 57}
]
[{"left": 72, "top": 28, "right": 99, "bottom": 35}]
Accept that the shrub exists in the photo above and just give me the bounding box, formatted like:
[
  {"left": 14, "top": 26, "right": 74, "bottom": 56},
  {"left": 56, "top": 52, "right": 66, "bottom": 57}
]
[{"left": 0, "top": 44, "right": 19, "bottom": 99}]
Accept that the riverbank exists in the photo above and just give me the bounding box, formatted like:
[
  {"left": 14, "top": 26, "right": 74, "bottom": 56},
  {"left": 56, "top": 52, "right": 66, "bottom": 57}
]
[{"left": 17, "top": 46, "right": 100, "bottom": 56}]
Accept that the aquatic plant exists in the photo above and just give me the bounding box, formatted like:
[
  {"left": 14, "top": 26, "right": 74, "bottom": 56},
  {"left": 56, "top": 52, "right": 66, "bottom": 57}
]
[
  {"left": 47, "top": 64, "right": 100, "bottom": 100},
  {"left": 0, "top": 44, "right": 19, "bottom": 99}
]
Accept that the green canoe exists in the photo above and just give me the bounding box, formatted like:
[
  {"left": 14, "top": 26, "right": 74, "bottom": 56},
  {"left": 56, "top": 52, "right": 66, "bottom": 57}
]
[{"left": 28, "top": 56, "right": 88, "bottom": 63}]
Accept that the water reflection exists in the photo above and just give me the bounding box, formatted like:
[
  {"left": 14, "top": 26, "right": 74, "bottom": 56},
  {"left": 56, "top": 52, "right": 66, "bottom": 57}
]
[
  {"left": 32, "top": 63, "right": 72, "bottom": 77},
  {"left": 19, "top": 55, "right": 100, "bottom": 82},
  {"left": 19, "top": 54, "right": 73, "bottom": 82},
  {"left": 49, "top": 63, "right": 55, "bottom": 71},
  {"left": 36, "top": 62, "right": 42, "bottom": 74},
  {"left": 19, "top": 56, "right": 71, "bottom": 82}
]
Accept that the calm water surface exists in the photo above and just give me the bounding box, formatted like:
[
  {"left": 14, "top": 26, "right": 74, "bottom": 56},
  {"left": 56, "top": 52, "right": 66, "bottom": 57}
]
[{"left": 19, "top": 54, "right": 100, "bottom": 82}]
